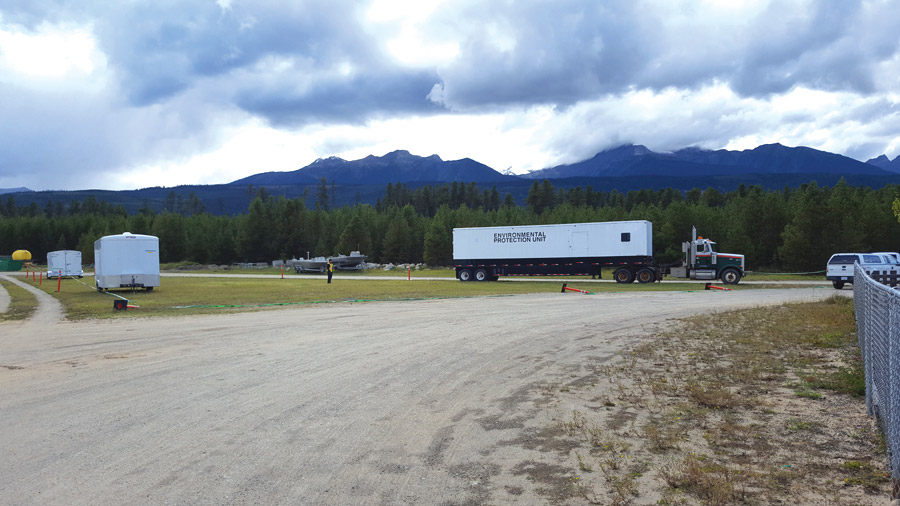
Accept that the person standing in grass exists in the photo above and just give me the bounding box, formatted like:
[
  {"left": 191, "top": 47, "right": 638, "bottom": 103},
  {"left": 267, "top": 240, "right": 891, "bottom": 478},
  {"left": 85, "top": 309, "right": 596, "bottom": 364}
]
[{"left": 327, "top": 259, "right": 334, "bottom": 284}]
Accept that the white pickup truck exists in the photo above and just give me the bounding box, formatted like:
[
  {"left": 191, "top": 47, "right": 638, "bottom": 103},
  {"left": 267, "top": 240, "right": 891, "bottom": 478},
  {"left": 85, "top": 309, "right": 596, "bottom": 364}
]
[{"left": 826, "top": 252, "right": 900, "bottom": 289}]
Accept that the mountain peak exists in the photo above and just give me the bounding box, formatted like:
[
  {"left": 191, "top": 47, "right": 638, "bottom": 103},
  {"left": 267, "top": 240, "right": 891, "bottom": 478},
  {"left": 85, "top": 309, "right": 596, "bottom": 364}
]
[
  {"left": 312, "top": 156, "right": 346, "bottom": 165},
  {"left": 232, "top": 149, "right": 515, "bottom": 186},
  {"left": 866, "top": 154, "right": 892, "bottom": 167},
  {"left": 525, "top": 142, "right": 891, "bottom": 179},
  {"left": 866, "top": 153, "right": 900, "bottom": 174}
]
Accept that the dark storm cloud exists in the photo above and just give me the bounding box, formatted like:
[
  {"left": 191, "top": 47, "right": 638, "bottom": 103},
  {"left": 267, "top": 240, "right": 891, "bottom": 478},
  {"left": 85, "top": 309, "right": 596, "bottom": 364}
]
[
  {"left": 728, "top": 1, "right": 896, "bottom": 96},
  {"left": 95, "top": 1, "right": 415, "bottom": 110},
  {"left": 3, "top": 0, "right": 440, "bottom": 115},
  {"left": 6, "top": 0, "right": 897, "bottom": 121},
  {"left": 428, "top": 2, "right": 662, "bottom": 109},
  {"left": 236, "top": 69, "right": 443, "bottom": 125},
  {"left": 429, "top": 0, "right": 900, "bottom": 109}
]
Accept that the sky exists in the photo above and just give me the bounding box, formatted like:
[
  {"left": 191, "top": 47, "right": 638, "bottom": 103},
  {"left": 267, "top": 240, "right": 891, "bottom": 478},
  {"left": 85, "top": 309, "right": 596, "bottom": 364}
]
[{"left": 1, "top": 0, "right": 899, "bottom": 191}]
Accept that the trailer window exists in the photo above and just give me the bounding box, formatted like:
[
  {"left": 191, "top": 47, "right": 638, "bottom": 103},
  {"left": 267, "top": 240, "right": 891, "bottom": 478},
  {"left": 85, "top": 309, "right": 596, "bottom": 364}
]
[{"left": 621, "top": 233, "right": 630, "bottom": 242}]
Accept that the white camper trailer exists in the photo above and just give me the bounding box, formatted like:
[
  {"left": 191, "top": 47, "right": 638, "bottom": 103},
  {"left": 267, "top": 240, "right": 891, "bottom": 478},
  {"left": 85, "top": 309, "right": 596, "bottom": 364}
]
[
  {"left": 47, "top": 250, "right": 84, "bottom": 278},
  {"left": 94, "top": 233, "right": 160, "bottom": 291}
]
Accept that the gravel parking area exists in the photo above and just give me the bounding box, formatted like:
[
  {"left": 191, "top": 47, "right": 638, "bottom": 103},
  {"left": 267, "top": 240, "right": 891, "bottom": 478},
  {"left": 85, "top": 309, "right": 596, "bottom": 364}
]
[{"left": 0, "top": 285, "right": 835, "bottom": 505}]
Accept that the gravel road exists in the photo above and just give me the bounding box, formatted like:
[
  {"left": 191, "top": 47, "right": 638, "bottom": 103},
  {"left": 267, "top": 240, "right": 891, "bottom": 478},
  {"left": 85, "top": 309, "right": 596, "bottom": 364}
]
[{"left": 0, "top": 285, "right": 837, "bottom": 505}]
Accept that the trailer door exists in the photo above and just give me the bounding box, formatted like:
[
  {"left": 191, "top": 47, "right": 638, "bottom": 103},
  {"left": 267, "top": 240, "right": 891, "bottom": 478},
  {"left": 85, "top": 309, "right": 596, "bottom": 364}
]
[{"left": 570, "top": 231, "right": 588, "bottom": 257}]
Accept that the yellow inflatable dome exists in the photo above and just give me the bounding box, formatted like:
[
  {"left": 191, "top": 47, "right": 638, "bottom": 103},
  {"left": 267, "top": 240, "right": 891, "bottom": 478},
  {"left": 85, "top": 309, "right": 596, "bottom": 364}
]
[{"left": 11, "top": 250, "right": 32, "bottom": 261}]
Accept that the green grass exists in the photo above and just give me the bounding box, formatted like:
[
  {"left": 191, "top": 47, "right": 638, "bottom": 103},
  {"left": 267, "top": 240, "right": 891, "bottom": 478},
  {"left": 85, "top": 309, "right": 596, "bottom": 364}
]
[
  {"left": 0, "top": 278, "right": 37, "bottom": 321},
  {"left": 159, "top": 263, "right": 459, "bottom": 278},
  {"left": 36, "top": 275, "right": 724, "bottom": 320}
]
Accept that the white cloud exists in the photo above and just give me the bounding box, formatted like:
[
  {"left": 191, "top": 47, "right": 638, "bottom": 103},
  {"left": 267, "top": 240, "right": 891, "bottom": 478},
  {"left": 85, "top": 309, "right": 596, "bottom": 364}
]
[{"left": 0, "top": 21, "right": 105, "bottom": 79}]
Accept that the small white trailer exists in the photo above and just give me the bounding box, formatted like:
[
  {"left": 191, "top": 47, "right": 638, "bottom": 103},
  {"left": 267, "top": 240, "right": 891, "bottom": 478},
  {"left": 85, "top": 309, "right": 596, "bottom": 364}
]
[
  {"left": 47, "top": 250, "right": 84, "bottom": 278},
  {"left": 94, "top": 232, "right": 160, "bottom": 291}
]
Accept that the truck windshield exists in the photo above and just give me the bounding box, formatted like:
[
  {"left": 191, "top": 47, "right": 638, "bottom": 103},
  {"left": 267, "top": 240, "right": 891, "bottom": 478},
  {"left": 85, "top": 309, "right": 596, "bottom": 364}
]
[{"left": 828, "top": 255, "right": 858, "bottom": 264}]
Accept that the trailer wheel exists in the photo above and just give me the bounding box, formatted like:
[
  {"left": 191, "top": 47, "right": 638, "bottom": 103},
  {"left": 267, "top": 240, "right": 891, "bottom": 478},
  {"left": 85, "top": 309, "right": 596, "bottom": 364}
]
[
  {"left": 721, "top": 268, "right": 741, "bottom": 285},
  {"left": 613, "top": 268, "right": 634, "bottom": 284},
  {"left": 146, "top": 287, "right": 154, "bottom": 292},
  {"left": 636, "top": 268, "right": 655, "bottom": 284},
  {"left": 458, "top": 269, "right": 472, "bottom": 282},
  {"left": 474, "top": 268, "right": 489, "bottom": 282},
  {"left": 832, "top": 281, "right": 844, "bottom": 290}
]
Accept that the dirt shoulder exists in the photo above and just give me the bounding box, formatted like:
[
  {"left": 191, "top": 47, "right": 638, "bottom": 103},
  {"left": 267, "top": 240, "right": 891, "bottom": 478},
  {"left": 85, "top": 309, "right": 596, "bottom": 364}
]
[{"left": 520, "top": 295, "right": 889, "bottom": 505}]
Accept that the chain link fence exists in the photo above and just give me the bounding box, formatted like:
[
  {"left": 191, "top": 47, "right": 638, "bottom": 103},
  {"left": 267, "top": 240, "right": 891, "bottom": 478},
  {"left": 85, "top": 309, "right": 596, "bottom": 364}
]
[{"left": 854, "top": 264, "right": 900, "bottom": 497}]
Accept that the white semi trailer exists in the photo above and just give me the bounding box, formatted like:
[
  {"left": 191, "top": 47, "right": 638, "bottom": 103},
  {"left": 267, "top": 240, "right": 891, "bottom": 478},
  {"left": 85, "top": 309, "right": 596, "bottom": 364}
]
[
  {"left": 94, "top": 232, "right": 160, "bottom": 291},
  {"left": 452, "top": 220, "right": 745, "bottom": 284}
]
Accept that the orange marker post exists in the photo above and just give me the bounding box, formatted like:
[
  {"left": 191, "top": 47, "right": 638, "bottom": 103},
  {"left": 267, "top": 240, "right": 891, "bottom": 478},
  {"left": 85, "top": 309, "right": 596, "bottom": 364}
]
[
  {"left": 281, "top": 264, "right": 284, "bottom": 279},
  {"left": 408, "top": 267, "right": 411, "bottom": 281},
  {"left": 56, "top": 270, "right": 62, "bottom": 292},
  {"left": 39, "top": 271, "right": 43, "bottom": 286},
  {"left": 32, "top": 268, "right": 36, "bottom": 281}
]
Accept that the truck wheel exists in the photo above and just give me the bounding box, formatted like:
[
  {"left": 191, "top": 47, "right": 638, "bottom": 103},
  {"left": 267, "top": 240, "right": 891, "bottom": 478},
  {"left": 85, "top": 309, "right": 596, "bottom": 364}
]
[
  {"left": 832, "top": 281, "right": 844, "bottom": 290},
  {"left": 636, "top": 268, "right": 655, "bottom": 284},
  {"left": 721, "top": 268, "right": 741, "bottom": 285},
  {"left": 475, "top": 268, "right": 489, "bottom": 282},
  {"left": 458, "top": 269, "right": 472, "bottom": 282},
  {"left": 613, "top": 268, "right": 634, "bottom": 284}
]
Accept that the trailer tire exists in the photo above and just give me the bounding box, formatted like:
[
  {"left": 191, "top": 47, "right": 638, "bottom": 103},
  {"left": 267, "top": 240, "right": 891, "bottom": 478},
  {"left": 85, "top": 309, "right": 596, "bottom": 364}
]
[
  {"left": 146, "top": 287, "right": 154, "bottom": 292},
  {"left": 636, "top": 268, "right": 655, "bottom": 284},
  {"left": 458, "top": 269, "right": 472, "bottom": 282},
  {"left": 721, "top": 268, "right": 741, "bottom": 285},
  {"left": 832, "top": 281, "right": 844, "bottom": 290},
  {"left": 474, "top": 268, "right": 489, "bottom": 282},
  {"left": 613, "top": 268, "right": 634, "bottom": 284}
]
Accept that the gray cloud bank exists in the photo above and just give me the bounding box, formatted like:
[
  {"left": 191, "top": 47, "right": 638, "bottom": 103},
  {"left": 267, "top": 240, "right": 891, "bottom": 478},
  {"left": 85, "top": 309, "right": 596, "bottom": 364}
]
[{"left": 1, "top": 0, "right": 899, "bottom": 189}]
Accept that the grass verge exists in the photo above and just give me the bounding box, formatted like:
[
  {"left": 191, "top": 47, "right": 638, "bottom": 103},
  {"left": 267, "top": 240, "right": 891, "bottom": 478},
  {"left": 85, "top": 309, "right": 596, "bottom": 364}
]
[
  {"left": 0, "top": 278, "right": 38, "bottom": 321},
  {"left": 35, "top": 275, "right": 727, "bottom": 320},
  {"left": 530, "top": 295, "right": 889, "bottom": 505}
]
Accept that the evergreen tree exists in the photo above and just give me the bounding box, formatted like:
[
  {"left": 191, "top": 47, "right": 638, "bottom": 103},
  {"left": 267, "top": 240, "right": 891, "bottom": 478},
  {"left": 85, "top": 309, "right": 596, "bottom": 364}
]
[{"left": 316, "top": 177, "right": 330, "bottom": 211}]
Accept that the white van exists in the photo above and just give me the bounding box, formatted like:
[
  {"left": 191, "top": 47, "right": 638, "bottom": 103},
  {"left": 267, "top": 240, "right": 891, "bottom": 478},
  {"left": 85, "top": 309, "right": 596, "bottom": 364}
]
[{"left": 827, "top": 252, "right": 899, "bottom": 289}]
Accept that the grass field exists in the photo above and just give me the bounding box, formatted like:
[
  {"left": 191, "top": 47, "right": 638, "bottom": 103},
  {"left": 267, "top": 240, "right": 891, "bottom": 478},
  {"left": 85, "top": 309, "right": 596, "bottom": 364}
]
[
  {"left": 22, "top": 274, "right": 766, "bottom": 320},
  {"left": 0, "top": 278, "right": 37, "bottom": 321}
]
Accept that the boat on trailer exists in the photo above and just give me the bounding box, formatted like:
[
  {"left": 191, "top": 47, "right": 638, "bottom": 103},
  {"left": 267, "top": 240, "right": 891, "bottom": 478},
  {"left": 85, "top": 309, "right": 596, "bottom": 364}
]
[{"left": 289, "top": 251, "right": 367, "bottom": 273}]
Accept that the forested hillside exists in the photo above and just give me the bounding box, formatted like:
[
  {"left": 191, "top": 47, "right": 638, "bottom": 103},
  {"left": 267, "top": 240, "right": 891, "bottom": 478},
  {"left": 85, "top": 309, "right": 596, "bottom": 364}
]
[{"left": 1, "top": 180, "right": 899, "bottom": 272}]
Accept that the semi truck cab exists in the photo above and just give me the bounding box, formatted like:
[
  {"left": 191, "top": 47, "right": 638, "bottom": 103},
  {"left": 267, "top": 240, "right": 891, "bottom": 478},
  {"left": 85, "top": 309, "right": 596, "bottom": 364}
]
[{"left": 669, "top": 227, "right": 745, "bottom": 284}]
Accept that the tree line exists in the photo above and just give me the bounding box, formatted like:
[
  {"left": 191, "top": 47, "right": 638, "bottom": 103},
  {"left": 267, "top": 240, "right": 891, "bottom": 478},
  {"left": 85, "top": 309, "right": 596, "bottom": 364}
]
[{"left": 2, "top": 179, "right": 899, "bottom": 272}]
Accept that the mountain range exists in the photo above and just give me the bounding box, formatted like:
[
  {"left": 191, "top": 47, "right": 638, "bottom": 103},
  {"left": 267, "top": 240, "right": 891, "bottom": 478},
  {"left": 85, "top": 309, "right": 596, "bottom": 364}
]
[
  {"left": 229, "top": 142, "right": 900, "bottom": 185},
  {"left": 3, "top": 143, "right": 900, "bottom": 214},
  {"left": 232, "top": 150, "right": 517, "bottom": 186},
  {"left": 525, "top": 143, "right": 899, "bottom": 179}
]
